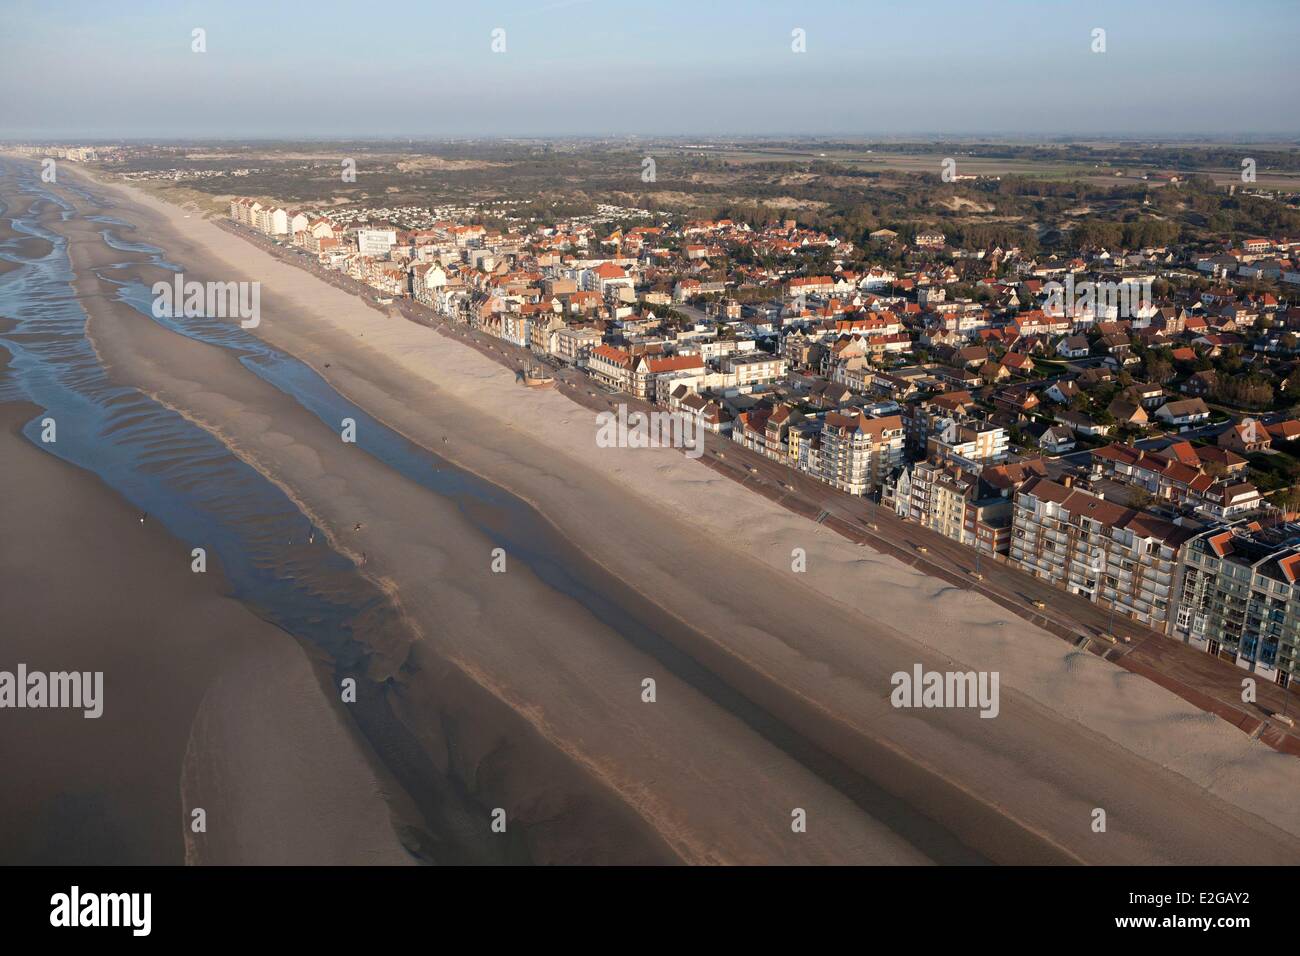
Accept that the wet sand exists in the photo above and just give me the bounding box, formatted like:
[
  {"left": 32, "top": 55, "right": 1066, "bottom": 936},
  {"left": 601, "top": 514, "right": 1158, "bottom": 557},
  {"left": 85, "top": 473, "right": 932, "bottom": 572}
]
[
  {"left": 0, "top": 399, "right": 415, "bottom": 864},
  {"left": 24, "top": 159, "right": 1300, "bottom": 864},
  {"left": 9, "top": 236, "right": 52, "bottom": 260},
  {"left": 55, "top": 191, "right": 932, "bottom": 865}
]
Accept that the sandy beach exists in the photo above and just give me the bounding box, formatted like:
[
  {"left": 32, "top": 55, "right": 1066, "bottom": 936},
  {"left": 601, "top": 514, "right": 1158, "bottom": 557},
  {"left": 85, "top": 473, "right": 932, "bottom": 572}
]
[
  {"left": 0, "top": 177, "right": 416, "bottom": 865},
  {"left": 0, "top": 399, "right": 415, "bottom": 865},
  {"left": 14, "top": 156, "right": 1300, "bottom": 864},
  {"left": 53, "top": 179, "right": 932, "bottom": 865}
]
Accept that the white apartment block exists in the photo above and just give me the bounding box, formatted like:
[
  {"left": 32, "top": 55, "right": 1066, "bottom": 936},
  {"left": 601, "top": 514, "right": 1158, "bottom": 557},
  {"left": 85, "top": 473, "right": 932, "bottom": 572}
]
[
  {"left": 357, "top": 228, "right": 398, "bottom": 258},
  {"left": 926, "top": 420, "right": 1009, "bottom": 470},
  {"left": 814, "top": 412, "right": 905, "bottom": 496},
  {"left": 721, "top": 352, "right": 786, "bottom": 388}
]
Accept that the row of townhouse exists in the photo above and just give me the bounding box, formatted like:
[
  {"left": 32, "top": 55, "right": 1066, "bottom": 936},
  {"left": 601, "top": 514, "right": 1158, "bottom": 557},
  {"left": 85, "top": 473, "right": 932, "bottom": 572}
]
[
  {"left": 666, "top": 385, "right": 731, "bottom": 435},
  {"left": 783, "top": 271, "right": 899, "bottom": 300},
  {"left": 587, "top": 344, "right": 786, "bottom": 401},
  {"left": 1090, "top": 442, "right": 1263, "bottom": 520},
  {"left": 882, "top": 450, "right": 1048, "bottom": 556},
  {"left": 886, "top": 460, "right": 1016, "bottom": 554},
  {"left": 229, "top": 198, "right": 308, "bottom": 237}
]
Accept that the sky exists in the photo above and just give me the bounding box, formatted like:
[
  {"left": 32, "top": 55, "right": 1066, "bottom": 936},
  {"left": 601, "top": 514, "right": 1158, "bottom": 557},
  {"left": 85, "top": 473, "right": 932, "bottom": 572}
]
[{"left": 2, "top": 0, "right": 1297, "bottom": 140}]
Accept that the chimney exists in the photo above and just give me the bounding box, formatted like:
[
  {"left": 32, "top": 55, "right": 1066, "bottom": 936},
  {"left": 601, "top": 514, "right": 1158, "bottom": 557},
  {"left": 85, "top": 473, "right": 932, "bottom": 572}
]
[{"left": 1061, "top": 474, "right": 1074, "bottom": 489}]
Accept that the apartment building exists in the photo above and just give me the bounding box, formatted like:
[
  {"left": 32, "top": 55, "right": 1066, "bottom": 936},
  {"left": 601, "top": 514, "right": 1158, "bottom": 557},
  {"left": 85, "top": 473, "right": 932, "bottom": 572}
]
[
  {"left": 926, "top": 420, "right": 1009, "bottom": 470},
  {"left": 410, "top": 263, "right": 447, "bottom": 305},
  {"left": 585, "top": 262, "right": 635, "bottom": 296},
  {"left": 267, "top": 207, "right": 291, "bottom": 236},
  {"left": 814, "top": 411, "right": 905, "bottom": 496},
  {"left": 721, "top": 351, "right": 787, "bottom": 388},
  {"left": 357, "top": 227, "right": 398, "bottom": 258},
  {"left": 1170, "top": 522, "right": 1300, "bottom": 686},
  {"left": 631, "top": 353, "right": 705, "bottom": 402},
  {"left": 527, "top": 313, "right": 567, "bottom": 355},
  {"left": 888, "top": 459, "right": 1013, "bottom": 554},
  {"left": 1010, "top": 476, "right": 1192, "bottom": 629},
  {"left": 552, "top": 326, "right": 603, "bottom": 366},
  {"left": 900, "top": 390, "right": 977, "bottom": 455},
  {"left": 588, "top": 344, "right": 633, "bottom": 391},
  {"left": 728, "top": 405, "right": 904, "bottom": 496},
  {"left": 229, "top": 198, "right": 261, "bottom": 226}
]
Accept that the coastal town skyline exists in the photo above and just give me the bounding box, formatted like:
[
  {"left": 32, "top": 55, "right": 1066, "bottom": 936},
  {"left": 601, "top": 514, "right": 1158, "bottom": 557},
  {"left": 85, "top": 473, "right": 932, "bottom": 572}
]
[
  {"left": 7, "top": 130, "right": 1300, "bottom": 871},
  {"left": 5, "top": 0, "right": 1300, "bottom": 937}
]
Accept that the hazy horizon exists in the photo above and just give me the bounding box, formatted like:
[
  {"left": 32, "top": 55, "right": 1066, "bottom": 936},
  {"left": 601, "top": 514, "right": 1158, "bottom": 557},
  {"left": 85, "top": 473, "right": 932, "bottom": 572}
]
[{"left": 4, "top": 0, "right": 1299, "bottom": 140}]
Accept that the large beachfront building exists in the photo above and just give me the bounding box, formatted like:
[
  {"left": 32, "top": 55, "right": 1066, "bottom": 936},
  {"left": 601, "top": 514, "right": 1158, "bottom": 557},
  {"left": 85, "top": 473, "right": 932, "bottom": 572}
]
[
  {"left": 730, "top": 407, "right": 903, "bottom": 497},
  {"left": 1170, "top": 522, "right": 1300, "bottom": 687},
  {"left": 1009, "top": 475, "right": 1192, "bottom": 630},
  {"left": 554, "top": 326, "right": 603, "bottom": 366},
  {"left": 925, "top": 419, "right": 1010, "bottom": 470},
  {"left": 631, "top": 353, "right": 705, "bottom": 402},
  {"left": 887, "top": 459, "right": 1015, "bottom": 555},
  {"left": 356, "top": 227, "right": 398, "bottom": 258},
  {"left": 588, "top": 344, "right": 633, "bottom": 392},
  {"left": 814, "top": 411, "right": 905, "bottom": 496}
]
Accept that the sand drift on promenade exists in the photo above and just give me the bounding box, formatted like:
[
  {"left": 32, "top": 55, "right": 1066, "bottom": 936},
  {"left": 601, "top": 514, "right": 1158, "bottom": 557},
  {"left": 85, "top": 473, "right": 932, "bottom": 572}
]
[{"left": 32, "top": 160, "right": 1300, "bottom": 864}]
